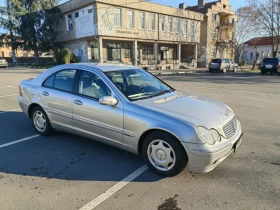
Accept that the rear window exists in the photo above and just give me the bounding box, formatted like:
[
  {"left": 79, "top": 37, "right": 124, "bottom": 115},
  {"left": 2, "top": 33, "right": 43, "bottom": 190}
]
[
  {"left": 263, "top": 58, "right": 278, "bottom": 64},
  {"left": 212, "top": 59, "right": 221, "bottom": 63}
]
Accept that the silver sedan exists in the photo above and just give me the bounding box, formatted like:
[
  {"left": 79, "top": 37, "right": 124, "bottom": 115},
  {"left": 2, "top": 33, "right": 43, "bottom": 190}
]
[{"left": 18, "top": 64, "right": 243, "bottom": 176}]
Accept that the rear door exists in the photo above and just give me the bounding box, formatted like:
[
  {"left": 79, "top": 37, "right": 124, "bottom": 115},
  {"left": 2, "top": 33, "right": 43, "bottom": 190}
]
[{"left": 40, "top": 69, "right": 78, "bottom": 129}]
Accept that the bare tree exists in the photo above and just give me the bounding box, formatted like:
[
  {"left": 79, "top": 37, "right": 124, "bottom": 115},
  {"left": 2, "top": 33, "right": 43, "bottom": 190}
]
[
  {"left": 235, "top": 6, "right": 257, "bottom": 64},
  {"left": 248, "top": 0, "right": 280, "bottom": 58}
]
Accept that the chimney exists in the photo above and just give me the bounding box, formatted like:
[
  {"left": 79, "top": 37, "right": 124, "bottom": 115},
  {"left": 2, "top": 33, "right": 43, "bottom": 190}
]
[
  {"left": 198, "top": 0, "right": 206, "bottom": 8},
  {"left": 179, "top": 3, "right": 186, "bottom": 9}
]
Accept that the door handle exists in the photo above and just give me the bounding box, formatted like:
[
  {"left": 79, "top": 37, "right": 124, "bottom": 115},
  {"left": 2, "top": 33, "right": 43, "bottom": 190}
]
[
  {"left": 42, "top": 91, "right": 49, "bottom": 96},
  {"left": 73, "top": 99, "right": 83, "bottom": 105}
]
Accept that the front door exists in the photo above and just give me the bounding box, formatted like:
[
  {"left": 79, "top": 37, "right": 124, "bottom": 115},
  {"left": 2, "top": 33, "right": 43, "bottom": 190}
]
[
  {"left": 40, "top": 69, "right": 77, "bottom": 129},
  {"left": 72, "top": 70, "right": 124, "bottom": 145}
]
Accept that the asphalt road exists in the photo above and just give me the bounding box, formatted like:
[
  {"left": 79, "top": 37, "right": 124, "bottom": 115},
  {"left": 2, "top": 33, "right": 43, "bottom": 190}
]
[{"left": 0, "top": 68, "right": 279, "bottom": 210}]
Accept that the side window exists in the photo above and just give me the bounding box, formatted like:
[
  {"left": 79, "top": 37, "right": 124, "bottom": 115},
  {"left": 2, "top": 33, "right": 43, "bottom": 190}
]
[
  {"left": 79, "top": 71, "right": 111, "bottom": 99},
  {"left": 53, "top": 69, "right": 76, "bottom": 92},
  {"left": 43, "top": 74, "right": 55, "bottom": 88}
]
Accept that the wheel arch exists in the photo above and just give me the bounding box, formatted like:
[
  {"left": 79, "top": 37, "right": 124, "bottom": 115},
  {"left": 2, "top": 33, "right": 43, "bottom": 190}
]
[
  {"left": 137, "top": 128, "right": 184, "bottom": 156},
  {"left": 28, "top": 103, "right": 43, "bottom": 119}
]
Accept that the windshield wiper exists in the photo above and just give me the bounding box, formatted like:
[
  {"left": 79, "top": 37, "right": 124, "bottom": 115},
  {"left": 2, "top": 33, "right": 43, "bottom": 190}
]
[{"left": 151, "top": 89, "right": 173, "bottom": 98}]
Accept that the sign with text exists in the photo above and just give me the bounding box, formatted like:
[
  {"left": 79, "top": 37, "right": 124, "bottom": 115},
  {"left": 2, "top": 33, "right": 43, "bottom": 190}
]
[{"left": 75, "top": 6, "right": 95, "bottom": 38}]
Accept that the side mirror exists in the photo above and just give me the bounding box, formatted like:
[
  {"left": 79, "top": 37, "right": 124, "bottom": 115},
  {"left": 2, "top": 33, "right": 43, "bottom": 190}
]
[{"left": 99, "top": 96, "right": 118, "bottom": 106}]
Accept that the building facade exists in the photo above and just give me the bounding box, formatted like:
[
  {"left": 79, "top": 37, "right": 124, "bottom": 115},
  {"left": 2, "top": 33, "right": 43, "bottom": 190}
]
[
  {"left": 56, "top": 0, "right": 204, "bottom": 69},
  {"left": 186, "top": 0, "right": 237, "bottom": 67},
  {"left": 242, "top": 36, "right": 280, "bottom": 64}
]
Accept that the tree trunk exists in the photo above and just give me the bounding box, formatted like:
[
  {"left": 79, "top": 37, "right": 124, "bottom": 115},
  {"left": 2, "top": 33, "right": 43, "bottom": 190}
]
[{"left": 34, "top": 46, "right": 40, "bottom": 65}]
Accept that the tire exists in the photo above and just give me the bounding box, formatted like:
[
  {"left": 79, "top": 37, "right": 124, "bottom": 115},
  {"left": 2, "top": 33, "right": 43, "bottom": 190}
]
[
  {"left": 233, "top": 67, "right": 237, "bottom": 73},
  {"left": 209, "top": 69, "right": 213, "bottom": 73},
  {"left": 222, "top": 68, "right": 227, "bottom": 73},
  {"left": 31, "top": 106, "right": 54, "bottom": 136},
  {"left": 142, "top": 131, "right": 188, "bottom": 177},
  {"left": 261, "top": 71, "right": 265, "bottom": 75}
]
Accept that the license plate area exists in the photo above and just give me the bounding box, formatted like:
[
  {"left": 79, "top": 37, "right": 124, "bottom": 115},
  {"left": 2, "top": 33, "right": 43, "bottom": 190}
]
[{"left": 266, "top": 65, "right": 272, "bottom": 68}]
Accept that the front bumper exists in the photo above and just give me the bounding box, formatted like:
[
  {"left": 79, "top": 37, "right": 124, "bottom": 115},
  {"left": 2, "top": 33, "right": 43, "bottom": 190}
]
[{"left": 182, "top": 120, "right": 243, "bottom": 173}]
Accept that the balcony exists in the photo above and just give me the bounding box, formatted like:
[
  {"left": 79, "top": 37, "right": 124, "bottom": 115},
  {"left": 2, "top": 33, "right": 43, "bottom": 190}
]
[
  {"left": 219, "top": 22, "right": 234, "bottom": 29},
  {"left": 215, "top": 40, "right": 236, "bottom": 48}
]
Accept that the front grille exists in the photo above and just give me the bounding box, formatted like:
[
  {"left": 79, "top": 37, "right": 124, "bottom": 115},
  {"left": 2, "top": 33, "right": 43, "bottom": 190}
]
[{"left": 223, "top": 117, "right": 237, "bottom": 139}]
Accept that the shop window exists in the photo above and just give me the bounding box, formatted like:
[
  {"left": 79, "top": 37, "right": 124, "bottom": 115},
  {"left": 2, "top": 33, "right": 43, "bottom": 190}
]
[
  {"left": 90, "top": 42, "right": 99, "bottom": 60},
  {"left": 106, "top": 43, "right": 121, "bottom": 61},
  {"left": 124, "top": 44, "right": 133, "bottom": 58},
  {"left": 142, "top": 46, "right": 153, "bottom": 60}
]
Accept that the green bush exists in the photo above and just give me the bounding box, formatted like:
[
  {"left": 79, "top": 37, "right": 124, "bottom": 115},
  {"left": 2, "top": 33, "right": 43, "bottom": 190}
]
[
  {"left": 70, "top": 53, "right": 80, "bottom": 63},
  {"left": 53, "top": 48, "right": 72, "bottom": 65}
]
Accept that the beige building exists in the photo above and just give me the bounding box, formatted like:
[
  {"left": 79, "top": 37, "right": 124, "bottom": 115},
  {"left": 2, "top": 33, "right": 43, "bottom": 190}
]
[
  {"left": 56, "top": 0, "right": 204, "bottom": 69},
  {"left": 186, "top": 0, "right": 237, "bottom": 67}
]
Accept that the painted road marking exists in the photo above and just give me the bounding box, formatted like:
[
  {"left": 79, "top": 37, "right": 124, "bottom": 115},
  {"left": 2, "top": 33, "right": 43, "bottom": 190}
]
[
  {"left": 0, "top": 86, "right": 16, "bottom": 88},
  {"left": 0, "top": 94, "right": 18, "bottom": 98},
  {"left": 0, "top": 135, "right": 40, "bottom": 149},
  {"left": 0, "top": 109, "right": 21, "bottom": 115},
  {"left": 79, "top": 165, "right": 149, "bottom": 210}
]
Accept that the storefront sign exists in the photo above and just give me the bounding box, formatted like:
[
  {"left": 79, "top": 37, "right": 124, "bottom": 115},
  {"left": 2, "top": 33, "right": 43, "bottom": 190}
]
[
  {"left": 160, "top": 47, "right": 169, "bottom": 51},
  {"left": 116, "top": 30, "right": 139, "bottom": 35}
]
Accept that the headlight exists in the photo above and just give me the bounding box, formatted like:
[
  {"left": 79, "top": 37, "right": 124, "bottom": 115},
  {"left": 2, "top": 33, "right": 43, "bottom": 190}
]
[{"left": 196, "top": 127, "right": 221, "bottom": 145}]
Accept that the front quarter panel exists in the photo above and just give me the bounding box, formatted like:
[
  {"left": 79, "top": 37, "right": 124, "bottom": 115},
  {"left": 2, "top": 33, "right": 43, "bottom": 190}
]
[{"left": 122, "top": 103, "right": 199, "bottom": 154}]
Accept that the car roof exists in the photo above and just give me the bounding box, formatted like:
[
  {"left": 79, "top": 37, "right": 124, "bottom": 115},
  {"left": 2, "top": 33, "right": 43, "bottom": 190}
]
[{"left": 58, "top": 63, "right": 140, "bottom": 72}]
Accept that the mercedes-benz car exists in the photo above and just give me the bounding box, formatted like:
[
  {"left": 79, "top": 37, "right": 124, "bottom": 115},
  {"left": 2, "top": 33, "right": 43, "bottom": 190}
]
[{"left": 18, "top": 64, "right": 243, "bottom": 177}]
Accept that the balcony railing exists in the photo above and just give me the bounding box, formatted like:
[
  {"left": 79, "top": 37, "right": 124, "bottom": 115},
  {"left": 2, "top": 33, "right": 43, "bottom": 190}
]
[
  {"left": 216, "top": 40, "right": 236, "bottom": 47},
  {"left": 219, "top": 22, "right": 234, "bottom": 28}
]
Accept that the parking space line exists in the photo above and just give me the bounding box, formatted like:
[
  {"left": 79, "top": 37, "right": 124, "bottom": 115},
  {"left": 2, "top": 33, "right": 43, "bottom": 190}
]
[
  {"left": 0, "top": 135, "right": 40, "bottom": 149},
  {"left": 0, "top": 94, "right": 18, "bottom": 98},
  {"left": 0, "top": 86, "right": 16, "bottom": 88},
  {"left": 0, "top": 109, "right": 21, "bottom": 115},
  {"left": 79, "top": 165, "right": 149, "bottom": 210}
]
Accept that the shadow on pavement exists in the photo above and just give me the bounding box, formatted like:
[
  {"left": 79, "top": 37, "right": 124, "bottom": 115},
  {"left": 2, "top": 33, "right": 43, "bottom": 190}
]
[{"left": 0, "top": 111, "right": 163, "bottom": 182}]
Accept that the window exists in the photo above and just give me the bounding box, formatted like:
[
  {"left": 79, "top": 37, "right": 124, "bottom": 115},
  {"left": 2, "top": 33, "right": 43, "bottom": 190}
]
[
  {"left": 191, "top": 21, "right": 196, "bottom": 35},
  {"left": 250, "top": 52, "right": 253, "bottom": 60},
  {"left": 127, "top": 10, "right": 134, "bottom": 28},
  {"left": 139, "top": 12, "right": 145, "bottom": 29},
  {"left": 229, "top": 18, "right": 234, "bottom": 24},
  {"left": 174, "top": 18, "right": 180, "bottom": 33},
  {"left": 212, "top": 14, "right": 217, "bottom": 21},
  {"left": 66, "top": 14, "right": 73, "bottom": 31},
  {"left": 149, "top": 13, "right": 156, "bottom": 30},
  {"left": 183, "top": 19, "right": 188, "bottom": 34},
  {"left": 142, "top": 46, "right": 153, "bottom": 60},
  {"left": 124, "top": 44, "right": 133, "bottom": 58},
  {"left": 52, "top": 69, "right": 76, "bottom": 92},
  {"left": 43, "top": 74, "right": 55, "bottom": 88},
  {"left": 90, "top": 42, "right": 99, "bottom": 60},
  {"left": 106, "top": 43, "right": 121, "bottom": 61},
  {"left": 212, "top": 28, "right": 216, "bottom": 39},
  {"left": 267, "top": 51, "right": 271, "bottom": 57},
  {"left": 168, "top": 17, "right": 173, "bottom": 32},
  {"left": 114, "top": 8, "right": 121, "bottom": 27},
  {"left": 79, "top": 71, "right": 111, "bottom": 99},
  {"left": 159, "top": 15, "right": 165, "bottom": 31}
]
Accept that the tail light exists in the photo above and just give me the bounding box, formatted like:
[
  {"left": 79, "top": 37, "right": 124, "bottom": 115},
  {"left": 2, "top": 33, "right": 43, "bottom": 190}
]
[
  {"left": 218, "top": 61, "right": 221, "bottom": 66},
  {"left": 19, "top": 85, "right": 23, "bottom": 96}
]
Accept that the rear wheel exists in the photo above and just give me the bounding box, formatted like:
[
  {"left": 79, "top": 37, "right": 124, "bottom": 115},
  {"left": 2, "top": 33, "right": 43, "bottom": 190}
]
[
  {"left": 142, "top": 131, "right": 188, "bottom": 177},
  {"left": 31, "top": 106, "right": 54, "bottom": 136},
  {"left": 261, "top": 71, "right": 265, "bottom": 75},
  {"left": 209, "top": 69, "right": 213, "bottom": 73},
  {"left": 233, "top": 67, "right": 238, "bottom": 73}
]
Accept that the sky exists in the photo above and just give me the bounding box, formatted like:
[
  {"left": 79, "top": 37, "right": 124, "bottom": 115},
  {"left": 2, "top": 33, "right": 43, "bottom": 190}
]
[{"left": 0, "top": 0, "right": 247, "bottom": 11}]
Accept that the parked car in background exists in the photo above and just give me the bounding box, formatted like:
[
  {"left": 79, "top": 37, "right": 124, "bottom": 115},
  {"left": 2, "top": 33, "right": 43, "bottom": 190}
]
[
  {"left": 209, "top": 58, "right": 238, "bottom": 73},
  {"left": 18, "top": 64, "right": 243, "bottom": 177},
  {"left": 260, "top": 58, "right": 280, "bottom": 75},
  {"left": 0, "top": 57, "right": 8, "bottom": 68}
]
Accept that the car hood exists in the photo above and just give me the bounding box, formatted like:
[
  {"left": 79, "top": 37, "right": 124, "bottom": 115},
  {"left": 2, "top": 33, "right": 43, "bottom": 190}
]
[{"left": 135, "top": 91, "right": 234, "bottom": 129}]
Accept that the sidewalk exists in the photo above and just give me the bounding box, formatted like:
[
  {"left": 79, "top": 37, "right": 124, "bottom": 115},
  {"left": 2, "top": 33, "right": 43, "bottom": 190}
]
[{"left": 148, "top": 68, "right": 208, "bottom": 75}]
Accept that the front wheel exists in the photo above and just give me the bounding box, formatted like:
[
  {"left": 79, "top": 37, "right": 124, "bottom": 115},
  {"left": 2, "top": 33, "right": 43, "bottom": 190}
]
[
  {"left": 222, "top": 68, "right": 227, "bottom": 73},
  {"left": 261, "top": 71, "right": 265, "bottom": 75},
  {"left": 233, "top": 67, "right": 238, "bottom": 73},
  {"left": 31, "top": 106, "right": 54, "bottom": 136},
  {"left": 142, "top": 131, "right": 188, "bottom": 177}
]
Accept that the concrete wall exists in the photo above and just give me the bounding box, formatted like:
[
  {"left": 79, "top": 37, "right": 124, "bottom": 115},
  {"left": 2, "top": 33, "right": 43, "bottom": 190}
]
[{"left": 242, "top": 45, "right": 276, "bottom": 64}]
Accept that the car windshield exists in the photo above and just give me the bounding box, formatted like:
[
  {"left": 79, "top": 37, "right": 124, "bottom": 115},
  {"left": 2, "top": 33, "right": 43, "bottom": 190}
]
[{"left": 105, "top": 69, "right": 174, "bottom": 101}]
